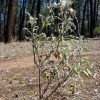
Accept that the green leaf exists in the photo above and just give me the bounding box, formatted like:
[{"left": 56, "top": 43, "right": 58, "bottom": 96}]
[
  {"left": 52, "top": 35, "right": 57, "bottom": 43},
  {"left": 72, "top": 67, "right": 78, "bottom": 75},
  {"left": 38, "top": 33, "right": 46, "bottom": 40},
  {"left": 69, "top": 35, "right": 76, "bottom": 39},
  {"left": 63, "top": 54, "right": 67, "bottom": 60},
  {"left": 86, "top": 69, "right": 92, "bottom": 76},
  {"left": 82, "top": 69, "right": 89, "bottom": 77}
]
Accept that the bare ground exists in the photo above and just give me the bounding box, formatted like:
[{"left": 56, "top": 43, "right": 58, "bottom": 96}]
[{"left": 0, "top": 39, "right": 100, "bottom": 100}]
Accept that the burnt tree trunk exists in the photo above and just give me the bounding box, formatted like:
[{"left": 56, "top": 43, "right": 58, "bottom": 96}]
[
  {"left": 18, "top": 0, "right": 27, "bottom": 41},
  {"left": 36, "top": 0, "right": 41, "bottom": 34},
  {"left": 4, "top": 0, "right": 8, "bottom": 40},
  {"left": 89, "top": 0, "right": 94, "bottom": 38},
  {"left": 30, "top": 0, "right": 36, "bottom": 16},
  {"left": 87, "top": 2, "right": 90, "bottom": 34},
  {"left": 0, "top": 1, "right": 2, "bottom": 35},
  {"left": 13, "top": 12, "right": 17, "bottom": 38},
  {"left": 0, "top": 12, "right": 1, "bottom": 35},
  {"left": 96, "top": 0, "right": 100, "bottom": 25},
  {"left": 81, "top": 0, "right": 87, "bottom": 36},
  {"left": 93, "top": 0, "right": 97, "bottom": 29},
  {"left": 4, "top": 0, "right": 14, "bottom": 43},
  {"left": 12, "top": 0, "right": 18, "bottom": 39}
]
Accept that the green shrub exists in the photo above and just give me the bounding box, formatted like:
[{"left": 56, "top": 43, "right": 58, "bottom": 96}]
[{"left": 25, "top": 1, "right": 91, "bottom": 100}]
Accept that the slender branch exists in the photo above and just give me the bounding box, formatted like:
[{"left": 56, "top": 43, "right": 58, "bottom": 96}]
[
  {"left": 56, "top": 36, "right": 61, "bottom": 51},
  {"left": 44, "top": 70, "right": 72, "bottom": 100},
  {"left": 41, "top": 79, "right": 52, "bottom": 98},
  {"left": 41, "top": 50, "right": 53, "bottom": 65},
  {"left": 33, "top": 45, "right": 38, "bottom": 66},
  {"left": 32, "top": 39, "right": 42, "bottom": 100},
  {"left": 39, "top": 67, "right": 42, "bottom": 100}
]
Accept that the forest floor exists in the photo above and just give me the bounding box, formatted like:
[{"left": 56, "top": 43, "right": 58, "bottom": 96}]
[{"left": 0, "top": 39, "right": 100, "bottom": 100}]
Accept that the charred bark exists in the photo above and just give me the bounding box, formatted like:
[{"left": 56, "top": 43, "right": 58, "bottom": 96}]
[
  {"left": 4, "top": 0, "right": 14, "bottom": 43},
  {"left": 81, "top": 0, "right": 87, "bottom": 36},
  {"left": 30, "top": 0, "right": 36, "bottom": 16}
]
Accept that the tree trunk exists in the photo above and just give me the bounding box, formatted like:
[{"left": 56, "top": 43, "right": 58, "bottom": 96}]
[
  {"left": 12, "top": 0, "right": 18, "bottom": 39},
  {"left": 89, "top": 0, "right": 94, "bottom": 38},
  {"left": 93, "top": 0, "right": 96, "bottom": 29},
  {"left": 13, "top": 12, "right": 17, "bottom": 38},
  {"left": 4, "top": 0, "right": 14, "bottom": 43},
  {"left": 30, "top": 0, "right": 36, "bottom": 16},
  {"left": 81, "top": 0, "right": 87, "bottom": 36},
  {"left": 37, "top": 0, "right": 41, "bottom": 21},
  {"left": 0, "top": 1, "right": 2, "bottom": 34},
  {"left": 36, "top": 0, "right": 41, "bottom": 34},
  {"left": 18, "top": 0, "right": 27, "bottom": 41},
  {"left": 4, "top": 0, "right": 8, "bottom": 38},
  {"left": 96, "top": 0, "right": 100, "bottom": 25},
  {"left": 87, "top": 2, "right": 90, "bottom": 34},
  {"left": 0, "top": 12, "right": 1, "bottom": 35}
]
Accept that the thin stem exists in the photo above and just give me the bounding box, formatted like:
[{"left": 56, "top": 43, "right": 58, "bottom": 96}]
[
  {"left": 41, "top": 79, "right": 51, "bottom": 98},
  {"left": 39, "top": 67, "right": 42, "bottom": 100},
  {"left": 56, "top": 36, "right": 61, "bottom": 51},
  {"left": 41, "top": 50, "right": 53, "bottom": 65},
  {"left": 44, "top": 70, "right": 72, "bottom": 100},
  {"left": 32, "top": 40, "right": 42, "bottom": 100}
]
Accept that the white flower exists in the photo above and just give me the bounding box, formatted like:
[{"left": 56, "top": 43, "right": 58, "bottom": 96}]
[
  {"left": 53, "top": 2, "right": 57, "bottom": 6},
  {"left": 61, "top": 0, "right": 67, "bottom": 7},
  {"left": 69, "top": 8, "right": 74, "bottom": 13},
  {"left": 60, "top": 0, "right": 73, "bottom": 7}
]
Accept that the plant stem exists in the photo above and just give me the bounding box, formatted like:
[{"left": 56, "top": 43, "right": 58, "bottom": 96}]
[
  {"left": 44, "top": 70, "right": 72, "bottom": 100},
  {"left": 39, "top": 67, "right": 42, "bottom": 100}
]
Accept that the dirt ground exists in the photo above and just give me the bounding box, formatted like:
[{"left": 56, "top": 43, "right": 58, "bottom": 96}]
[{"left": 0, "top": 39, "right": 100, "bottom": 100}]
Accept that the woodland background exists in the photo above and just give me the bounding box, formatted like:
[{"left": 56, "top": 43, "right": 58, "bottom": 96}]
[{"left": 0, "top": 0, "right": 100, "bottom": 43}]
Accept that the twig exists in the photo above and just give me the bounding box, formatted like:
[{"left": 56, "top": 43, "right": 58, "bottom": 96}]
[
  {"left": 41, "top": 79, "right": 52, "bottom": 98},
  {"left": 44, "top": 70, "right": 72, "bottom": 100}
]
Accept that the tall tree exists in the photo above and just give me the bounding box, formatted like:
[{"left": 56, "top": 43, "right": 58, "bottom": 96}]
[
  {"left": 37, "top": 0, "right": 41, "bottom": 34},
  {"left": 86, "top": 1, "right": 90, "bottom": 34},
  {"left": 30, "top": 0, "right": 36, "bottom": 16},
  {"left": 89, "top": 0, "right": 94, "bottom": 38},
  {"left": 81, "top": 0, "right": 87, "bottom": 36},
  {"left": 3, "top": 0, "right": 8, "bottom": 37},
  {"left": 96, "top": 0, "right": 100, "bottom": 25},
  {"left": 4, "top": 0, "right": 14, "bottom": 43},
  {"left": 0, "top": 12, "right": 1, "bottom": 36},
  {"left": 18, "top": 0, "right": 27, "bottom": 41},
  {"left": 93, "top": 0, "right": 97, "bottom": 28},
  {"left": 0, "top": 1, "right": 2, "bottom": 35},
  {"left": 12, "top": 0, "right": 18, "bottom": 38}
]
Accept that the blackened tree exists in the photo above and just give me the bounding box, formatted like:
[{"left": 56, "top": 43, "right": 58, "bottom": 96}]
[
  {"left": 4, "top": 0, "right": 14, "bottom": 43},
  {"left": 18, "top": 0, "right": 27, "bottom": 41}
]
